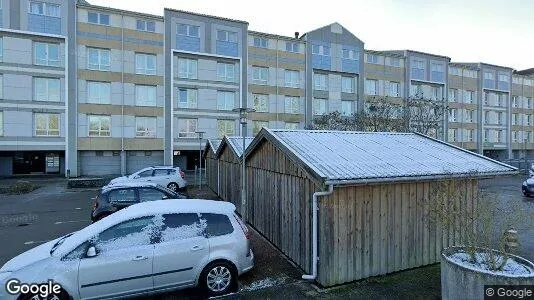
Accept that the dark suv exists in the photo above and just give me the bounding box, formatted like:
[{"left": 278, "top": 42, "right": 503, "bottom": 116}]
[{"left": 91, "top": 182, "right": 189, "bottom": 222}]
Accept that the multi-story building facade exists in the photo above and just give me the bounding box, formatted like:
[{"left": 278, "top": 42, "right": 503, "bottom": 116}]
[{"left": 0, "top": 1, "right": 532, "bottom": 176}]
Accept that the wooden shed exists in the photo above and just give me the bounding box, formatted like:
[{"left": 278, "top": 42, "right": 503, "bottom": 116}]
[
  {"left": 243, "top": 128, "right": 517, "bottom": 287},
  {"left": 215, "top": 136, "right": 254, "bottom": 211},
  {"left": 203, "top": 139, "right": 222, "bottom": 195}
]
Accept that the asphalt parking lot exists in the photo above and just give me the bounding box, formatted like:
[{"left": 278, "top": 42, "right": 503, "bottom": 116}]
[{"left": 0, "top": 174, "right": 532, "bottom": 299}]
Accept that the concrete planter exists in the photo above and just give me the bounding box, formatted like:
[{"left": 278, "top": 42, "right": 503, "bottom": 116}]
[{"left": 441, "top": 247, "right": 534, "bottom": 300}]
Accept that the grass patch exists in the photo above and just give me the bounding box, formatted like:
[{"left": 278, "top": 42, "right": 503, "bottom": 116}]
[{"left": 0, "top": 182, "right": 40, "bottom": 195}]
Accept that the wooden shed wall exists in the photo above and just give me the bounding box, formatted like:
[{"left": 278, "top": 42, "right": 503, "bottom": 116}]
[
  {"left": 246, "top": 140, "right": 320, "bottom": 274},
  {"left": 317, "top": 179, "right": 478, "bottom": 286},
  {"left": 218, "top": 145, "right": 242, "bottom": 211},
  {"left": 205, "top": 148, "right": 219, "bottom": 195}
]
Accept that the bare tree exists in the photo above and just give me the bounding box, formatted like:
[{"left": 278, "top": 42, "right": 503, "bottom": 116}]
[
  {"left": 403, "top": 92, "right": 448, "bottom": 137},
  {"left": 356, "top": 96, "right": 405, "bottom": 132},
  {"left": 306, "top": 111, "right": 358, "bottom": 131}
]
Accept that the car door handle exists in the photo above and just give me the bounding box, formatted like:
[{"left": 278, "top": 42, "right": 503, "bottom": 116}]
[
  {"left": 191, "top": 245, "right": 204, "bottom": 251},
  {"left": 147, "top": 179, "right": 152, "bottom": 181},
  {"left": 132, "top": 255, "right": 148, "bottom": 261}
]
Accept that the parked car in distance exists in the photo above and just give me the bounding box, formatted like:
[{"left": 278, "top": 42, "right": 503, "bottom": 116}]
[
  {"left": 522, "top": 177, "right": 534, "bottom": 196},
  {"left": 106, "top": 166, "right": 187, "bottom": 192},
  {"left": 92, "top": 182, "right": 189, "bottom": 222},
  {"left": 0, "top": 200, "right": 254, "bottom": 299}
]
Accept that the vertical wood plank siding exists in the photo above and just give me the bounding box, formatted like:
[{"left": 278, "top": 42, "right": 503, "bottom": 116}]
[
  {"left": 205, "top": 148, "right": 219, "bottom": 195},
  {"left": 217, "top": 145, "right": 242, "bottom": 212}
]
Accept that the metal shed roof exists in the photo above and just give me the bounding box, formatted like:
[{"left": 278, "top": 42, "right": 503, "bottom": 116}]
[
  {"left": 203, "top": 139, "right": 222, "bottom": 158},
  {"left": 246, "top": 129, "right": 517, "bottom": 185},
  {"left": 216, "top": 136, "right": 255, "bottom": 158}
]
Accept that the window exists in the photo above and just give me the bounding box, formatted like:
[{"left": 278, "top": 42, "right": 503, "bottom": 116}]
[
  {"left": 0, "top": 75, "right": 3, "bottom": 99},
  {"left": 525, "top": 79, "right": 534, "bottom": 86},
  {"left": 34, "top": 113, "right": 59, "bottom": 136},
  {"left": 34, "top": 77, "right": 60, "bottom": 102},
  {"left": 512, "top": 113, "right": 518, "bottom": 125},
  {"left": 365, "top": 79, "right": 378, "bottom": 95},
  {"left": 312, "top": 44, "right": 330, "bottom": 56},
  {"left": 528, "top": 97, "right": 533, "bottom": 109},
  {"left": 512, "top": 77, "right": 522, "bottom": 85},
  {"left": 217, "top": 91, "right": 235, "bottom": 110},
  {"left": 0, "top": 111, "right": 3, "bottom": 136},
  {"left": 217, "top": 30, "right": 237, "bottom": 43},
  {"left": 342, "top": 49, "right": 358, "bottom": 60},
  {"left": 285, "top": 122, "right": 299, "bottom": 130},
  {"left": 252, "top": 94, "right": 268, "bottom": 112},
  {"left": 284, "top": 96, "right": 300, "bottom": 114},
  {"left": 135, "top": 53, "right": 156, "bottom": 75},
  {"left": 448, "top": 129, "right": 457, "bottom": 142},
  {"left": 512, "top": 131, "right": 519, "bottom": 143},
  {"left": 159, "top": 213, "right": 205, "bottom": 242},
  {"left": 411, "top": 59, "right": 425, "bottom": 79},
  {"left": 87, "top": 48, "right": 110, "bottom": 71},
  {"left": 466, "top": 129, "right": 474, "bottom": 142},
  {"left": 87, "top": 81, "right": 110, "bottom": 104},
  {"left": 177, "top": 58, "right": 197, "bottom": 79},
  {"left": 366, "top": 54, "right": 379, "bottom": 64},
  {"left": 29, "top": 1, "right": 60, "bottom": 17},
  {"left": 496, "top": 130, "right": 503, "bottom": 143},
  {"left": 342, "top": 77, "right": 355, "bottom": 93},
  {"left": 88, "top": 115, "right": 111, "bottom": 137},
  {"left": 199, "top": 213, "right": 234, "bottom": 237},
  {"left": 135, "top": 85, "right": 157, "bottom": 107},
  {"left": 431, "top": 86, "right": 443, "bottom": 100},
  {"left": 484, "top": 72, "right": 494, "bottom": 80},
  {"left": 484, "top": 71, "right": 494, "bottom": 88},
  {"left": 177, "top": 24, "right": 199, "bottom": 38},
  {"left": 285, "top": 42, "right": 299, "bottom": 53},
  {"left": 466, "top": 110, "right": 475, "bottom": 123},
  {"left": 512, "top": 96, "right": 519, "bottom": 108},
  {"left": 178, "top": 88, "right": 197, "bottom": 109},
  {"left": 313, "top": 73, "right": 328, "bottom": 91},
  {"left": 449, "top": 108, "right": 457, "bottom": 122},
  {"left": 217, "top": 120, "right": 234, "bottom": 138},
  {"left": 527, "top": 115, "right": 532, "bottom": 126},
  {"left": 497, "top": 111, "right": 504, "bottom": 125},
  {"left": 34, "top": 42, "right": 59, "bottom": 67},
  {"left": 313, "top": 98, "right": 327, "bottom": 115},
  {"left": 341, "top": 101, "right": 353, "bottom": 116},
  {"left": 138, "top": 188, "right": 166, "bottom": 202},
  {"left": 177, "top": 119, "right": 197, "bottom": 138},
  {"left": 252, "top": 121, "right": 268, "bottom": 135},
  {"left": 0, "top": 39, "right": 3, "bottom": 62},
  {"left": 388, "top": 81, "right": 400, "bottom": 97},
  {"left": 497, "top": 94, "right": 507, "bottom": 107},
  {"left": 387, "top": 57, "right": 400, "bottom": 67},
  {"left": 449, "top": 89, "right": 458, "bottom": 102},
  {"left": 484, "top": 129, "right": 489, "bottom": 142},
  {"left": 464, "top": 90, "right": 475, "bottom": 103},
  {"left": 135, "top": 117, "right": 156, "bottom": 138},
  {"left": 484, "top": 111, "right": 490, "bottom": 124},
  {"left": 526, "top": 132, "right": 532, "bottom": 143},
  {"left": 498, "top": 74, "right": 509, "bottom": 90},
  {"left": 410, "top": 84, "right": 423, "bottom": 97},
  {"left": 87, "top": 12, "right": 109, "bottom": 26},
  {"left": 284, "top": 70, "right": 299, "bottom": 88},
  {"left": 136, "top": 20, "right": 156, "bottom": 32},
  {"left": 463, "top": 70, "right": 477, "bottom": 78},
  {"left": 253, "top": 37, "right": 268, "bottom": 48},
  {"left": 107, "top": 189, "right": 137, "bottom": 203},
  {"left": 449, "top": 67, "right": 461, "bottom": 76},
  {"left": 217, "top": 63, "right": 235, "bottom": 82},
  {"left": 252, "top": 66, "right": 268, "bottom": 85},
  {"left": 96, "top": 217, "right": 154, "bottom": 253},
  {"left": 431, "top": 63, "right": 444, "bottom": 81}
]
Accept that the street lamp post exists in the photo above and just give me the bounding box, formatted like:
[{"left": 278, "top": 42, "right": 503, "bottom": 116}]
[
  {"left": 195, "top": 131, "right": 205, "bottom": 189},
  {"left": 232, "top": 107, "right": 255, "bottom": 221}
]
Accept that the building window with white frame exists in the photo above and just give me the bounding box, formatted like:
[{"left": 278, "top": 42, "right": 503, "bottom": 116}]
[
  {"left": 448, "top": 129, "right": 457, "bottom": 142},
  {"left": 177, "top": 24, "right": 199, "bottom": 37},
  {"left": 463, "top": 70, "right": 477, "bottom": 78},
  {"left": 0, "top": 75, "right": 3, "bottom": 99},
  {"left": 466, "top": 129, "right": 474, "bottom": 142},
  {"left": 388, "top": 57, "right": 400, "bottom": 67},
  {"left": 88, "top": 115, "right": 111, "bottom": 137},
  {"left": 512, "top": 131, "right": 519, "bottom": 143},
  {"left": 365, "top": 79, "right": 378, "bottom": 95},
  {"left": 313, "top": 98, "right": 327, "bottom": 115},
  {"left": 410, "top": 84, "right": 423, "bottom": 97},
  {"left": 313, "top": 73, "right": 328, "bottom": 91},
  {"left": 34, "top": 113, "right": 59, "bottom": 136},
  {"left": 312, "top": 44, "right": 330, "bottom": 56},
  {"left": 177, "top": 58, "right": 197, "bottom": 79},
  {"left": 0, "top": 38, "right": 3, "bottom": 62},
  {"left": 497, "top": 111, "right": 504, "bottom": 125},
  {"left": 87, "top": 11, "right": 109, "bottom": 26},
  {"left": 0, "top": 111, "right": 3, "bottom": 136},
  {"left": 252, "top": 66, "right": 268, "bottom": 85},
  {"left": 34, "top": 77, "right": 60, "bottom": 102},
  {"left": 512, "top": 113, "right": 518, "bottom": 125},
  {"left": 217, "top": 63, "right": 235, "bottom": 82},
  {"left": 284, "top": 70, "right": 299, "bottom": 88},
  {"left": 449, "top": 67, "right": 461, "bottom": 76},
  {"left": 217, "top": 120, "right": 234, "bottom": 138},
  {"left": 512, "top": 96, "right": 519, "bottom": 108},
  {"left": 177, "top": 118, "right": 197, "bottom": 138},
  {"left": 252, "top": 94, "right": 268, "bottom": 112},
  {"left": 135, "top": 85, "right": 157, "bottom": 107},
  {"left": 341, "top": 101, "right": 353, "bottom": 116},
  {"left": 448, "top": 108, "right": 457, "bottom": 122},
  {"left": 177, "top": 88, "right": 197, "bottom": 109},
  {"left": 526, "top": 131, "right": 532, "bottom": 143},
  {"left": 464, "top": 90, "right": 475, "bottom": 103},
  {"left": 496, "top": 130, "right": 503, "bottom": 143},
  {"left": 484, "top": 129, "right": 489, "bottom": 142},
  {"left": 342, "top": 77, "right": 355, "bottom": 93},
  {"left": 217, "top": 91, "right": 235, "bottom": 110},
  {"left": 527, "top": 97, "right": 533, "bottom": 109},
  {"left": 466, "top": 110, "right": 475, "bottom": 123},
  {"left": 87, "top": 81, "right": 110, "bottom": 104},
  {"left": 285, "top": 42, "right": 299, "bottom": 53},
  {"left": 29, "top": 1, "right": 60, "bottom": 17},
  {"left": 34, "top": 42, "right": 59, "bottom": 67},
  {"left": 431, "top": 86, "right": 443, "bottom": 100},
  {"left": 431, "top": 63, "right": 444, "bottom": 82},
  {"left": 411, "top": 59, "right": 425, "bottom": 80},
  {"left": 342, "top": 49, "right": 358, "bottom": 60},
  {"left": 449, "top": 88, "right": 458, "bottom": 102},
  {"left": 484, "top": 111, "right": 490, "bottom": 124},
  {"left": 388, "top": 81, "right": 400, "bottom": 97},
  {"left": 366, "top": 54, "right": 379, "bottom": 64},
  {"left": 135, "top": 117, "right": 156, "bottom": 138},
  {"left": 512, "top": 77, "right": 522, "bottom": 85},
  {"left": 252, "top": 121, "right": 268, "bottom": 135},
  {"left": 253, "top": 37, "right": 268, "bottom": 48},
  {"left": 526, "top": 114, "right": 532, "bottom": 126},
  {"left": 135, "top": 53, "right": 156, "bottom": 75},
  {"left": 217, "top": 30, "right": 237, "bottom": 43},
  {"left": 285, "top": 96, "right": 300, "bottom": 114},
  {"left": 87, "top": 48, "right": 110, "bottom": 71},
  {"left": 285, "top": 122, "right": 299, "bottom": 130},
  {"left": 136, "top": 20, "right": 156, "bottom": 32}
]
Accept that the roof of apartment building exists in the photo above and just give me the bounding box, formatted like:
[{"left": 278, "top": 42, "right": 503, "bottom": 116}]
[
  {"left": 248, "top": 30, "right": 303, "bottom": 42},
  {"left": 516, "top": 68, "right": 534, "bottom": 76},
  {"left": 364, "top": 49, "right": 404, "bottom": 58},
  {"left": 78, "top": 1, "right": 163, "bottom": 20},
  {"left": 245, "top": 129, "right": 517, "bottom": 184},
  {"left": 449, "top": 62, "right": 480, "bottom": 70},
  {"left": 382, "top": 49, "right": 451, "bottom": 60},
  {"left": 455, "top": 62, "right": 514, "bottom": 71},
  {"left": 164, "top": 8, "right": 248, "bottom": 24}
]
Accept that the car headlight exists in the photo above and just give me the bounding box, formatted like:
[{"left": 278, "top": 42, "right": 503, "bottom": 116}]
[{"left": 523, "top": 182, "right": 527, "bottom": 186}]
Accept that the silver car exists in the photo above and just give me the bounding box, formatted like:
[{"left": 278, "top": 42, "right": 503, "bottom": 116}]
[{"left": 0, "top": 200, "right": 254, "bottom": 299}]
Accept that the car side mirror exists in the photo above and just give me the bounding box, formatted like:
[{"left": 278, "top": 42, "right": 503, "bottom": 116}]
[{"left": 86, "top": 246, "right": 97, "bottom": 258}]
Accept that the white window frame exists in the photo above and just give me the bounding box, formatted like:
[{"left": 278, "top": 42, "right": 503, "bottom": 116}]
[
  {"left": 29, "top": 1, "right": 60, "bottom": 17},
  {"left": 217, "top": 91, "right": 235, "bottom": 111},
  {"left": 466, "top": 110, "right": 475, "bottom": 123},
  {"left": 135, "top": 53, "right": 157, "bottom": 75},
  {"left": 87, "top": 11, "right": 110, "bottom": 26},
  {"left": 135, "top": 117, "right": 156, "bottom": 138},
  {"left": 252, "top": 66, "right": 268, "bottom": 85},
  {"left": 284, "top": 96, "right": 300, "bottom": 114},
  {"left": 464, "top": 90, "right": 474, "bottom": 103},
  {"left": 217, "top": 120, "right": 235, "bottom": 138},
  {"left": 177, "top": 88, "right": 198, "bottom": 109},
  {"left": 217, "top": 62, "right": 235, "bottom": 82},
  {"left": 177, "top": 58, "right": 198, "bottom": 79},
  {"left": 285, "top": 122, "right": 299, "bottom": 130},
  {"left": 342, "top": 77, "right": 355, "bottom": 93},
  {"left": 341, "top": 101, "right": 353, "bottom": 116},
  {"left": 136, "top": 20, "right": 156, "bottom": 32},
  {"left": 252, "top": 94, "right": 268, "bottom": 112},
  {"left": 388, "top": 81, "right": 400, "bottom": 97},
  {"left": 313, "top": 98, "right": 327, "bottom": 115},
  {"left": 0, "top": 111, "right": 3, "bottom": 136},
  {"left": 34, "top": 113, "right": 60, "bottom": 136},
  {"left": 342, "top": 49, "right": 358, "bottom": 60},
  {"left": 88, "top": 115, "right": 111, "bottom": 137},
  {"left": 365, "top": 79, "right": 378, "bottom": 95},
  {"left": 467, "top": 129, "right": 474, "bottom": 142},
  {"left": 313, "top": 73, "right": 328, "bottom": 91},
  {"left": 366, "top": 54, "right": 379, "bottom": 64},
  {"left": 252, "top": 121, "right": 268, "bottom": 135},
  {"left": 177, "top": 118, "right": 198, "bottom": 138},
  {"left": 87, "top": 48, "right": 110, "bottom": 71},
  {"left": 284, "top": 70, "right": 300, "bottom": 88},
  {"left": 449, "top": 88, "right": 458, "bottom": 102},
  {"left": 449, "top": 108, "right": 457, "bottom": 122},
  {"left": 177, "top": 23, "right": 199, "bottom": 38},
  {"left": 285, "top": 42, "right": 299, "bottom": 53},
  {"left": 34, "top": 42, "right": 59, "bottom": 67},
  {"left": 135, "top": 85, "right": 157, "bottom": 107},
  {"left": 217, "top": 30, "right": 237, "bottom": 43},
  {"left": 253, "top": 37, "right": 268, "bottom": 48},
  {"left": 87, "top": 81, "right": 110, "bottom": 104},
  {"left": 449, "top": 67, "right": 461, "bottom": 76},
  {"left": 311, "top": 44, "right": 330, "bottom": 56},
  {"left": 448, "top": 128, "right": 457, "bottom": 142},
  {"left": 34, "top": 77, "right": 60, "bottom": 102}
]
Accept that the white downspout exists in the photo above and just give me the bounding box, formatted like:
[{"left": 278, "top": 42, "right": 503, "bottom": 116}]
[{"left": 302, "top": 184, "right": 334, "bottom": 280}]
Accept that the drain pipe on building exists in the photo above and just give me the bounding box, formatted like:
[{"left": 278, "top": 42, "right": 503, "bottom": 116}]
[{"left": 302, "top": 184, "right": 334, "bottom": 280}]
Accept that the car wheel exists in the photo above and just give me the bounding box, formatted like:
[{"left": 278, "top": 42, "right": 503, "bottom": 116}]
[
  {"left": 21, "top": 288, "right": 69, "bottom": 300},
  {"left": 167, "top": 182, "right": 179, "bottom": 192},
  {"left": 200, "top": 261, "right": 237, "bottom": 297}
]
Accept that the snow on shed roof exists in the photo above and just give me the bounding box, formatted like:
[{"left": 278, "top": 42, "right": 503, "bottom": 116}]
[
  {"left": 216, "top": 136, "right": 255, "bottom": 158},
  {"left": 203, "top": 139, "right": 222, "bottom": 157},
  {"left": 246, "top": 129, "right": 517, "bottom": 184}
]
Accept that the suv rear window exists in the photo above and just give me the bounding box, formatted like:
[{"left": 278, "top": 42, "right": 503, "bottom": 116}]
[{"left": 200, "top": 213, "right": 234, "bottom": 237}]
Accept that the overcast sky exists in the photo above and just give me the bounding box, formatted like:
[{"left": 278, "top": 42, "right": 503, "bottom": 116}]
[{"left": 89, "top": 0, "right": 533, "bottom": 70}]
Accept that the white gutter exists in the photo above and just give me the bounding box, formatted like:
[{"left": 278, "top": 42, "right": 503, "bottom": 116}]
[{"left": 302, "top": 184, "right": 334, "bottom": 280}]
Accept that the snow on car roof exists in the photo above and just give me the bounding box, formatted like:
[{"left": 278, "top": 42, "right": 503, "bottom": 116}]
[
  {"left": 245, "top": 128, "right": 517, "bottom": 184},
  {"left": 55, "top": 199, "right": 235, "bottom": 256},
  {"left": 102, "top": 181, "right": 160, "bottom": 191}
]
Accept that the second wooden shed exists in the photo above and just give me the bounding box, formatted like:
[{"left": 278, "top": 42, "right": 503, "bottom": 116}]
[
  {"left": 242, "top": 128, "right": 517, "bottom": 287},
  {"left": 203, "top": 139, "right": 222, "bottom": 195}
]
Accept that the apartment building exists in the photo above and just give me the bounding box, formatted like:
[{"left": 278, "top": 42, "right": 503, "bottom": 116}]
[{"left": 0, "top": 1, "right": 532, "bottom": 176}]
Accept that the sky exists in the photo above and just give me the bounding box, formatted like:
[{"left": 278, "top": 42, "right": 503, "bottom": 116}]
[{"left": 88, "top": 0, "right": 533, "bottom": 70}]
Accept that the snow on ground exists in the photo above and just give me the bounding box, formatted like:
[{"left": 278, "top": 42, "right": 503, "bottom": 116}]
[
  {"left": 448, "top": 251, "right": 534, "bottom": 277},
  {"left": 241, "top": 276, "right": 289, "bottom": 292}
]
